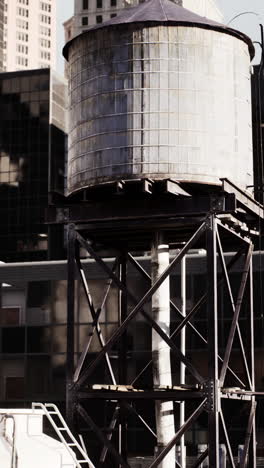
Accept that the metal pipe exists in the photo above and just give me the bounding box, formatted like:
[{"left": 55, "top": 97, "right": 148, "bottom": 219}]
[{"left": 151, "top": 233, "right": 175, "bottom": 468}]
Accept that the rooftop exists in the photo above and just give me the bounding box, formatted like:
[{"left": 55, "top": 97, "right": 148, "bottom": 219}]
[{"left": 63, "top": 0, "right": 254, "bottom": 60}]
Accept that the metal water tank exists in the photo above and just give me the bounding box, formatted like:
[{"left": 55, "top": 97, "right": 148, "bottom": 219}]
[{"left": 63, "top": 0, "right": 254, "bottom": 196}]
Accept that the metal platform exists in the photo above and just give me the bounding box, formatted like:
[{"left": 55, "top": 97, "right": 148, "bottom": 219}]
[{"left": 47, "top": 178, "right": 262, "bottom": 251}]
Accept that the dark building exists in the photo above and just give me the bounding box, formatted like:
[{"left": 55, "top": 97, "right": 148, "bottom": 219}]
[
  {"left": 251, "top": 62, "right": 264, "bottom": 207},
  {"left": 0, "top": 253, "right": 264, "bottom": 462},
  {"left": 0, "top": 0, "right": 3, "bottom": 72},
  {"left": 0, "top": 68, "right": 67, "bottom": 262}
]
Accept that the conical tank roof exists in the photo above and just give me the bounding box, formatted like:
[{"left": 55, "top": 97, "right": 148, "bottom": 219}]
[{"left": 63, "top": 0, "right": 254, "bottom": 59}]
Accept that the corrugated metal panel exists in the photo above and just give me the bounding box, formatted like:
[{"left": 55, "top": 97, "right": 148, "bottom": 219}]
[{"left": 67, "top": 24, "right": 253, "bottom": 195}]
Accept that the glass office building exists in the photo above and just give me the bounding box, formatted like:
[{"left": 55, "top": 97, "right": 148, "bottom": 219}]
[{"left": 0, "top": 68, "right": 67, "bottom": 262}]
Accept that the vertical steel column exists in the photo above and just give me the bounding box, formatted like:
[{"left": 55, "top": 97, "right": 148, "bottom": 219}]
[
  {"left": 118, "top": 252, "right": 128, "bottom": 464},
  {"left": 249, "top": 254, "right": 257, "bottom": 467},
  {"left": 0, "top": 282, "right": 2, "bottom": 369},
  {"left": 180, "top": 255, "right": 186, "bottom": 468},
  {"left": 206, "top": 215, "right": 220, "bottom": 467},
  {"left": 66, "top": 224, "right": 76, "bottom": 426}
]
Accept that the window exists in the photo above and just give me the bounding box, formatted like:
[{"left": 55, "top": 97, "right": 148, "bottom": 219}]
[
  {"left": 0, "top": 307, "right": 21, "bottom": 326},
  {"left": 110, "top": 13, "right": 116, "bottom": 18},
  {"left": 40, "top": 14, "right": 51, "bottom": 24},
  {"left": 83, "top": 0, "right": 88, "bottom": 9},
  {"left": 96, "top": 15, "right": 102, "bottom": 23},
  {"left": 2, "top": 328, "right": 25, "bottom": 353},
  {"left": 40, "top": 26, "right": 51, "bottom": 36},
  {"left": 5, "top": 377, "right": 25, "bottom": 399},
  {"left": 16, "top": 56, "right": 28, "bottom": 66},
  {"left": 17, "top": 32, "right": 23, "bottom": 41},
  {"left": 40, "top": 2, "right": 51, "bottom": 12},
  {"left": 16, "top": 18, "right": 28, "bottom": 29},
  {"left": 97, "top": 0, "right": 102, "bottom": 8},
  {"left": 17, "top": 7, "right": 29, "bottom": 17},
  {"left": 82, "top": 16, "right": 88, "bottom": 26},
  {"left": 40, "top": 38, "right": 51, "bottom": 48},
  {"left": 17, "top": 44, "right": 28, "bottom": 54},
  {"left": 111, "top": 0, "right": 117, "bottom": 6},
  {"left": 40, "top": 50, "right": 50, "bottom": 61}
]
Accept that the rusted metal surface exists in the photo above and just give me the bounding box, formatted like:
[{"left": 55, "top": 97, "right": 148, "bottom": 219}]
[{"left": 66, "top": 14, "right": 253, "bottom": 195}]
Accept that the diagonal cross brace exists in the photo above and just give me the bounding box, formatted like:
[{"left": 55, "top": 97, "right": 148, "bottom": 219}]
[
  {"left": 140, "top": 308, "right": 204, "bottom": 383},
  {"left": 219, "top": 410, "right": 236, "bottom": 468},
  {"left": 240, "top": 400, "right": 257, "bottom": 468},
  {"left": 191, "top": 448, "right": 208, "bottom": 468},
  {"left": 170, "top": 246, "right": 245, "bottom": 340},
  {"left": 99, "top": 406, "right": 120, "bottom": 463},
  {"left": 74, "top": 221, "right": 207, "bottom": 387},
  {"left": 147, "top": 399, "right": 206, "bottom": 468},
  {"left": 218, "top": 233, "right": 253, "bottom": 387},
  {"left": 77, "top": 403, "right": 130, "bottom": 468},
  {"left": 74, "top": 253, "right": 119, "bottom": 384},
  {"left": 128, "top": 251, "right": 246, "bottom": 388},
  {"left": 74, "top": 253, "right": 171, "bottom": 462}
]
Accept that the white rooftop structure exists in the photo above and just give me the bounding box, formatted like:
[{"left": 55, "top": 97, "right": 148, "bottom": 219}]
[
  {"left": 0, "top": 408, "right": 75, "bottom": 468},
  {"left": 0, "top": 404, "right": 95, "bottom": 468}
]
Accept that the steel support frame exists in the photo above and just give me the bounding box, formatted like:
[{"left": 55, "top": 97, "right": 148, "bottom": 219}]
[{"left": 66, "top": 213, "right": 256, "bottom": 468}]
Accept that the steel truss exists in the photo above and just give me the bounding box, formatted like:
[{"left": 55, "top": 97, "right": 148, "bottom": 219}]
[{"left": 65, "top": 205, "right": 257, "bottom": 468}]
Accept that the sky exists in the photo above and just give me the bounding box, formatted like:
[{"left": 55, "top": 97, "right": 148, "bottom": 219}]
[{"left": 56, "top": 0, "right": 264, "bottom": 74}]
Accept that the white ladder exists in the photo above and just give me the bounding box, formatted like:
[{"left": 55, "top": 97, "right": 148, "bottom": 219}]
[{"left": 32, "top": 402, "right": 96, "bottom": 468}]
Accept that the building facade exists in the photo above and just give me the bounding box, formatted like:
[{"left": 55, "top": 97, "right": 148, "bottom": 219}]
[
  {"left": 71, "top": 0, "right": 223, "bottom": 37},
  {"left": 0, "top": 68, "right": 67, "bottom": 263},
  {"left": 63, "top": 15, "right": 75, "bottom": 43},
  {"left": 3, "top": 0, "right": 57, "bottom": 72},
  {"left": 0, "top": 253, "right": 263, "bottom": 461}
]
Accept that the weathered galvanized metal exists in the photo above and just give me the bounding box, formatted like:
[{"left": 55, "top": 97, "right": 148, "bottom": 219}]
[{"left": 64, "top": 0, "right": 254, "bottom": 195}]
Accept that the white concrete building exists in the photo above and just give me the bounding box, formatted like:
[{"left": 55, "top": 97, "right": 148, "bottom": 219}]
[
  {"left": 70, "top": 0, "right": 223, "bottom": 37},
  {"left": 0, "top": 406, "right": 94, "bottom": 468},
  {"left": 3, "top": 0, "right": 57, "bottom": 72}
]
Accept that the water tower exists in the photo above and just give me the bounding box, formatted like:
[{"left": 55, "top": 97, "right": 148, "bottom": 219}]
[{"left": 50, "top": 0, "right": 263, "bottom": 465}]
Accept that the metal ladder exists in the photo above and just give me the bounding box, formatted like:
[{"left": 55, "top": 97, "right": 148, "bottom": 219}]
[{"left": 32, "top": 402, "right": 96, "bottom": 468}]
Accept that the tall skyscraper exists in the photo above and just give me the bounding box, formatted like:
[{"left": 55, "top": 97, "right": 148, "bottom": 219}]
[
  {"left": 3, "top": 0, "right": 57, "bottom": 72},
  {"left": 70, "top": 0, "right": 223, "bottom": 37}
]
